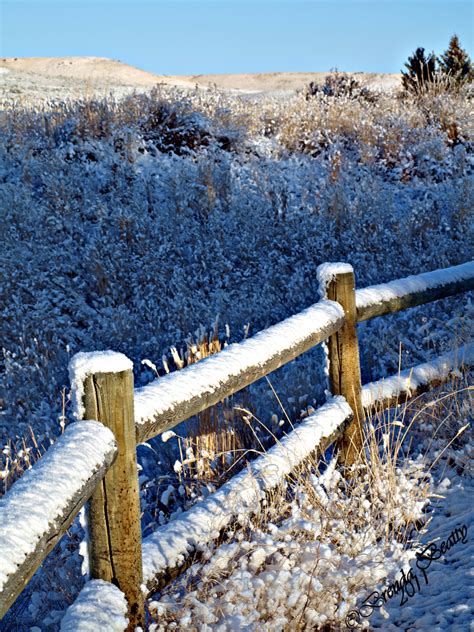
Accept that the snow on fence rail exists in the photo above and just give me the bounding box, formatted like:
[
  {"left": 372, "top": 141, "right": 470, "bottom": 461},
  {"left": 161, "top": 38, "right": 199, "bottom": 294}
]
[
  {"left": 361, "top": 344, "right": 474, "bottom": 411},
  {"left": 0, "top": 421, "right": 117, "bottom": 619},
  {"left": 142, "top": 397, "right": 353, "bottom": 593},
  {"left": 356, "top": 260, "right": 474, "bottom": 322},
  {"left": 60, "top": 580, "right": 129, "bottom": 632},
  {"left": 1, "top": 259, "right": 472, "bottom": 628},
  {"left": 134, "top": 300, "right": 345, "bottom": 444}
]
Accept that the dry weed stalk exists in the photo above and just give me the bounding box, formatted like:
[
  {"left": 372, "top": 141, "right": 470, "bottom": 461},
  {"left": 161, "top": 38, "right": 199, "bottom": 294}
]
[
  {"left": 0, "top": 426, "right": 43, "bottom": 496},
  {"left": 166, "top": 322, "right": 253, "bottom": 487},
  {"left": 0, "top": 389, "right": 68, "bottom": 496},
  {"left": 149, "top": 370, "right": 471, "bottom": 631}
]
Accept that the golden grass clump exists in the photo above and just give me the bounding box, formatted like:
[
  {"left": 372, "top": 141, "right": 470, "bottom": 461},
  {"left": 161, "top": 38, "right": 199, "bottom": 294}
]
[{"left": 163, "top": 323, "right": 256, "bottom": 489}]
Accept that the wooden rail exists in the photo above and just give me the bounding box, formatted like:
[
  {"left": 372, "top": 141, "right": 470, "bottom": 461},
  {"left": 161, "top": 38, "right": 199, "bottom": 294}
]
[
  {"left": 0, "top": 421, "right": 117, "bottom": 619},
  {"left": 134, "top": 300, "right": 345, "bottom": 443},
  {"left": 356, "top": 260, "right": 474, "bottom": 322},
  {"left": 361, "top": 344, "right": 474, "bottom": 414},
  {"left": 1, "top": 259, "right": 472, "bottom": 628}
]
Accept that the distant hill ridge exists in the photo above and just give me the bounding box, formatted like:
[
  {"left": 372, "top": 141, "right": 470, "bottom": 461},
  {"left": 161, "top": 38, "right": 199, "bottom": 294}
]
[{"left": 0, "top": 56, "right": 401, "bottom": 101}]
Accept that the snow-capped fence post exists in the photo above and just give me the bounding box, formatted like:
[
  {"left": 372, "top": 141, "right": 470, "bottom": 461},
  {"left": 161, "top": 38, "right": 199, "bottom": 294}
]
[
  {"left": 70, "top": 352, "right": 144, "bottom": 631},
  {"left": 318, "top": 264, "right": 364, "bottom": 468}
]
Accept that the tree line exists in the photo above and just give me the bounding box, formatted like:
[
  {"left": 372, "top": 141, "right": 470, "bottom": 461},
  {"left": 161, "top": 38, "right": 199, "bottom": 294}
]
[{"left": 402, "top": 35, "right": 473, "bottom": 93}]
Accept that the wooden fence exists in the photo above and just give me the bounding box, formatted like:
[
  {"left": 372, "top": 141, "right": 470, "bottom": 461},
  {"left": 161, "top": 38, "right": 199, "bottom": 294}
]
[{"left": 0, "top": 260, "right": 472, "bottom": 630}]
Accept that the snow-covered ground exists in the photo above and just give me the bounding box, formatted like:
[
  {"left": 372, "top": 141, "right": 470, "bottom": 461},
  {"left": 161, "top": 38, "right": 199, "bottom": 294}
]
[
  {"left": 372, "top": 467, "right": 473, "bottom": 631},
  {"left": 141, "top": 397, "right": 352, "bottom": 589},
  {"left": 147, "top": 386, "right": 473, "bottom": 631}
]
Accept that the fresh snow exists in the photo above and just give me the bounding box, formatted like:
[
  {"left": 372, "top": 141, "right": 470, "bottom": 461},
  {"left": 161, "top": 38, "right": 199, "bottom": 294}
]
[
  {"left": 78, "top": 506, "right": 90, "bottom": 579},
  {"left": 356, "top": 260, "right": 474, "bottom": 311},
  {"left": 146, "top": 390, "right": 473, "bottom": 631},
  {"left": 316, "top": 261, "right": 354, "bottom": 297},
  {"left": 68, "top": 351, "right": 133, "bottom": 420},
  {"left": 161, "top": 431, "right": 177, "bottom": 443},
  {"left": 372, "top": 452, "right": 473, "bottom": 630},
  {"left": 147, "top": 450, "right": 428, "bottom": 631},
  {"left": 1, "top": 74, "right": 472, "bottom": 632},
  {"left": 0, "top": 421, "right": 116, "bottom": 593},
  {"left": 361, "top": 344, "right": 473, "bottom": 408},
  {"left": 135, "top": 300, "right": 344, "bottom": 431},
  {"left": 141, "top": 396, "right": 352, "bottom": 586},
  {"left": 60, "top": 579, "right": 128, "bottom": 632}
]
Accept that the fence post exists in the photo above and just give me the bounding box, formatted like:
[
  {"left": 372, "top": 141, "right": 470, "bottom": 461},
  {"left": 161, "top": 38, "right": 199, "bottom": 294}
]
[
  {"left": 318, "top": 264, "right": 365, "bottom": 468},
  {"left": 71, "top": 352, "right": 144, "bottom": 631}
]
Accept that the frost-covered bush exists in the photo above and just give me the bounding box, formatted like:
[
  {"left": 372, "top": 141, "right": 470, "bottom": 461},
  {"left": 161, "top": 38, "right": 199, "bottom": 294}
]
[
  {"left": 305, "top": 71, "right": 377, "bottom": 102},
  {"left": 1, "top": 87, "right": 472, "bottom": 447},
  {"left": 0, "top": 84, "right": 472, "bottom": 630}
]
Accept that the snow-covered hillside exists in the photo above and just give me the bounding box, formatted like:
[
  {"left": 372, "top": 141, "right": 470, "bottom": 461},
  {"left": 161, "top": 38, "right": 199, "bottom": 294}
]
[{"left": 0, "top": 79, "right": 472, "bottom": 630}]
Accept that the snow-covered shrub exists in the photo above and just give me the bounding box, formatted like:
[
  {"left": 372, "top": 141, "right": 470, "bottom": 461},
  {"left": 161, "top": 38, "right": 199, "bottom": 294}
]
[
  {"left": 305, "top": 71, "right": 378, "bottom": 102},
  {"left": 0, "top": 83, "right": 472, "bottom": 629},
  {"left": 1, "top": 89, "right": 472, "bottom": 445}
]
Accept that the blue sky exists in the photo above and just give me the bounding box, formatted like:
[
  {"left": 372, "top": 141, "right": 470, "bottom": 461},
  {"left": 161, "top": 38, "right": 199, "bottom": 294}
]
[{"left": 2, "top": 1, "right": 473, "bottom": 75}]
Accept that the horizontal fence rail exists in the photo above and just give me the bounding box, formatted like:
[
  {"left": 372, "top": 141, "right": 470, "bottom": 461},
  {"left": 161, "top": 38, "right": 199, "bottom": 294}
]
[
  {"left": 0, "top": 421, "right": 117, "bottom": 619},
  {"left": 134, "top": 300, "right": 345, "bottom": 444},
  {"left": 356, "top": 261, "right": 474, "bottom": 322},
  {"left": 361, "top": 344, "right": 474, "bottom": 413},
  {"left": 141, "top": 397, "right": 353, "bottom": 593}
]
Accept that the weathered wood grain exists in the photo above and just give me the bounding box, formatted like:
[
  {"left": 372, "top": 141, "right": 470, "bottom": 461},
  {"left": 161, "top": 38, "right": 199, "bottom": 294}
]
[
  {"left": 84, "top": 369, "right": 144, "bottom": 632},
  {"left": 325, "top": 269, "right": 365, "bottom": 468}
]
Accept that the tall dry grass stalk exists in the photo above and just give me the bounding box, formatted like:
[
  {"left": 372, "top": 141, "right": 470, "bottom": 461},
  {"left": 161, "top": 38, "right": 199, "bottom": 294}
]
[
  {"left": 149, "top": 369, "right": 471, "bottom": 631},
  {"left": 165, "top": 323, "right": 255, "bottom": 487},
  {"left": 0, "top": 426, "right": 45, "bottom": 496},
  {"left": 0, "top": 389, "right": 68, "bottom": 496}
]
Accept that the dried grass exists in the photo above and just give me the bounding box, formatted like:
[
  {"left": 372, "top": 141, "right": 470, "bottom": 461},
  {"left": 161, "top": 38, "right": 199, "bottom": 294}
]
[{"left": 148, "top": 368, "right": 472, "bottom": 631}]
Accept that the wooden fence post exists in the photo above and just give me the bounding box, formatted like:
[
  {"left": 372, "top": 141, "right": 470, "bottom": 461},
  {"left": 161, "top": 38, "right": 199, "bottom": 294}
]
[
  {"left": 78, "top": 354, "right": 144, "bottom": 630},
  {"left": 319, "top": 264, "right": 365, "bottom": 468}
]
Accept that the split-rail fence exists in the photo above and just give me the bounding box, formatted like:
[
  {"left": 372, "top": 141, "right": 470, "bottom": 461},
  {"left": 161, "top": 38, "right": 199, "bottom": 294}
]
[{"left": 0, "top": 260, "right": 473, "bottom": 630}]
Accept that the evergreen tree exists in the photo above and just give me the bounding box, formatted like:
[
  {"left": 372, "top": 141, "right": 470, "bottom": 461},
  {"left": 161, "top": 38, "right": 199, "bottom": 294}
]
[
  {"left": 401, "top": 47, "right": 436, "bottom": 93},
  {"left": 438, "top": 35, "right": 473, "bottom": 84}
]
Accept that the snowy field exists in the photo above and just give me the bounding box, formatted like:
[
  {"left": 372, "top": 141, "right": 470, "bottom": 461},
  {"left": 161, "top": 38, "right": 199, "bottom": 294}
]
[{"left": 0, "top": 74, "right": 473, "bottom": 630}]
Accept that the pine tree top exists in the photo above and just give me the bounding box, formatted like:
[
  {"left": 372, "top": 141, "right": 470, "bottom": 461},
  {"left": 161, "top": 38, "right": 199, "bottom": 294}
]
[{"left": 438, "top": 34, "right": 473, "bottom": 83}]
